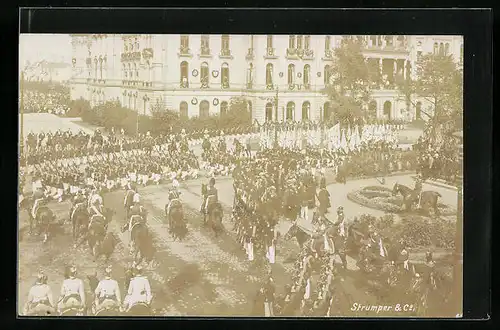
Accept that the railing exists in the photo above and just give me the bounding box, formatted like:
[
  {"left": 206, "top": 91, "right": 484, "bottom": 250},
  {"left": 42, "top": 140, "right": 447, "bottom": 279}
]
[
  {"left": 264, "top": 48, "right": 276, "bottom": 58},
  {"left": 179, "top": 46, "right": 191, "bottom": 56},
  {"left": 200, "top": 47, "right": 211, "bottom": 56},
  {"left": 219, "top": 49, "right": 232, "bottom": 58},
  {"left": 245, "top": 48, "right": 255, "bottom": 60}
]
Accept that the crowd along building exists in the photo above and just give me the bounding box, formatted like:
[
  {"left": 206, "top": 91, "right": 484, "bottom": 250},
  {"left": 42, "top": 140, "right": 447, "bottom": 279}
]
[{"left": 69, "top": 34, "right": 463, "bottom": 123}]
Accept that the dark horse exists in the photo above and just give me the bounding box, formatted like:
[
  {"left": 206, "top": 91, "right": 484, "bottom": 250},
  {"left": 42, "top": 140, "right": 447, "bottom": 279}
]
[
  {"left": 125, "top": 302, "right": 152, "bottom": 316},
  {"left": 201, "top": 184, "right": 224, "bottom": 237},
  {"left": 284, "top": 223, "right": 311, "bottom": 249},
  {"left": 392, "top": 183, "right": 442, "bottom": 216},
  {"left": 71, "top": 203, "right": 90, "bottom": 247},
  {"left": 165, "top": 199, "right": 187, "bottom": 241},
  {"left": 87, "top": 208, "right": 115, "bottom": 258},
  {"left": 19, "top": 196, "right": 55, "bottom": 243},
  {"left": 130, "top": 221, "right": 155, "bottom": 264}
]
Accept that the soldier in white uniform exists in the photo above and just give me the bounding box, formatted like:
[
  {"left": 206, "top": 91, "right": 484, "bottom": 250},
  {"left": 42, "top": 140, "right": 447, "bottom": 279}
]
[
  {"left": 122, "top": 264, "right": 152, "bottom": 312},
  {"left": 23, "top": 270, "right": 55, "bottom": 315},
  {"left": 57, "top": 265, "right": 86, "bottom": 313},
  {"left": 93, "top": 265, "right": 121, "bottom": 312}
]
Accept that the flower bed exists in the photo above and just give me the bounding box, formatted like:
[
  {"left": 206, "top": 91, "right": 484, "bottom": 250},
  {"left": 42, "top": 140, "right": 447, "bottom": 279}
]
[{"left": 347, "top": 186, "right": 457, "bottom": 216}]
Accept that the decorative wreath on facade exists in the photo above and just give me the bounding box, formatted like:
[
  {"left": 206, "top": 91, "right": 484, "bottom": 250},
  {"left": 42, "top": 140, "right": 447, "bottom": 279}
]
[
  {"left": 212, "top": 70, "right": 219, "bottom": 78},
  {"left": 317, "top": 72, "right": 322, "bottom": 77},
  {"left": 279, "top": 72, "right": 284, "bottom": 78},
  {"left": 297, "top": 72, "right": 302, "bottom": 78},
  {"left": 192, "top": 69, "right": 199, "bottom": 77},
  {"left": 191, "top": 97, "right": 198, "bottom": 105},
  {"left": 213, "top": 98, "right": 219, "bottom": 106}
]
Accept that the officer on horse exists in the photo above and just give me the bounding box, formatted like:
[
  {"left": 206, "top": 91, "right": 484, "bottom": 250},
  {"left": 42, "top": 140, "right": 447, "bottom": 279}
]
[
  {"left": 23, "top": 270, "right": 56, "bottom": 315},
  {"left": 57, "top": 265, "right": 86, "bottom": 314},
  {"left": 123, "top": 193, "right": 147, "bottom": 233},
  {"left": 70, "top": 189, "right": 87, "bottom": 223},
  {"left": 93, "top": 265, "right": 121, "bottom": 313},
  {"left": 88, "top": 194, "right": 105, "bottom": 229}
]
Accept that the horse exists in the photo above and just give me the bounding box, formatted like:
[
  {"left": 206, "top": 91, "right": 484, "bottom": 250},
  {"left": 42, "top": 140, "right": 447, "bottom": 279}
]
[
  {"left": 164, "top": 199, "right": 187, "bottom": 241},
  {"left": 87, "top": 208, "right": 115, "bottom": 257},
  {"left": 71, "top": 204, "right": 90, "bottom": 247},
  {"left": 125, "top": 302, "right": 152, "bottom": 316},
  {"left": 123, "top": 190, "right": 136, "bottom": 221},
  {"left": 19, "top": 196, "right": 55, "bottom": 243},
  {"left": 283, "top": 223, "right": 311, "bottom": 249},
  {"left": 130, "top": 221, "right": 155, "bottom": 264},
  {"left": 25, "top": 302, "right": 55, "bottom": 316},
  {"left": 201, "top": 190, "right": 224, "bottom": 237},
  {"left": 58, "top": 296, "right": 85, "bottom": 316},
  {"left": 324, "top": 226, "right": 349, "bottom": 270},
  {"left": 392, "top": 183, "right": 442, "bottom": 216}
]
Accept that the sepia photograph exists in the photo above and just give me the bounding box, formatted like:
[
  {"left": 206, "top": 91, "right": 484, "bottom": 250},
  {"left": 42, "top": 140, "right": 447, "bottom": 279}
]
[{"left": 18, "top": 33, "right": 464, "bottom": 317}]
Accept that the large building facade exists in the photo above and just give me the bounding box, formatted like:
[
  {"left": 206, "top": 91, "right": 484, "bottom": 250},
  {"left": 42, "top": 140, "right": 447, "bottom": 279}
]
[{"left": 69, "top": 34, "right": 463, "bottom": 123}]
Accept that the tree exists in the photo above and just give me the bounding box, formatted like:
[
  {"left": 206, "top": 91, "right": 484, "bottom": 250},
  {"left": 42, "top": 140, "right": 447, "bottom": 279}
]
[
  {"left": 149, "top": 101, "right": 180, "bottom": 134},
  {"left": 396, "top": 53, "right": 463, "bottom": 132},
  {"left": 323, "top": 36, "right": 376, "bottom": 126}
]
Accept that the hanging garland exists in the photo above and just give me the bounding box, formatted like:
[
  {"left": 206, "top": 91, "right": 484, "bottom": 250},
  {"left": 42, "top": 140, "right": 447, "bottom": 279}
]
[
  {"left": 212, "top": 70, "right": 219, "bottom": 78},
  {"left": 213, "top": 98, "right": 219, "bottom": 106},
  {"left": 279, "top": 72, "right": 284, "bottom": 78},
  {"left": 317, "top": 72, "right": 322, "bottom": 77},
  {"left": 297, "top": 72, "right": 302, "bottom": 78},
  {"left": 191, "top": 97, "right": 198, "bottom": 105},
  {"left": 192, "top": 69, "right": 199, "bottom": 77}
]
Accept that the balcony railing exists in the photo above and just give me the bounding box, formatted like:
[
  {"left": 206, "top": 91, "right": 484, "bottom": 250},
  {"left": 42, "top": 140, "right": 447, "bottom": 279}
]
[
  {"left": 323, "top": 49, "right": 334, "bottom": 59},
  {"left": 264, "top": 48, "right": 276, "bottom": 58},
  {"left": 246, "top": 82, "right": 253, "bottom": 89},
  {"left": 142, "top": 48, "right": 154, "bottom": 59},
  {"left": 179, "top": 46, "right": 191, "bottom": 56},
  {"left": 219, "top": 49, "right": 232, "bottom": 58},
  {"left": 286, "top": 48, "right": 297, "bottom": 57},
  {"left": 200, "top": 47, "right": 211, "bottom": 57},
  {"left": 121, "top": 52, "right": 142, "bottom": 61},
  {"left": 246, "top": 48, "right": 255, "bottom": 60},
  {"left": 180, "top": 79, "right": 189, "bottom": 88}
]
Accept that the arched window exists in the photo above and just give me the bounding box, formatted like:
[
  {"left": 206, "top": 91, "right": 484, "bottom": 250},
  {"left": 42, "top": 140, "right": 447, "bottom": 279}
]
[
  {"left": 221, "top": 63, "right": 230, "bottom": 89},
  {"left": 180, "top": 61, "right": 189, "bottom": 88},
  {"left": 220, "top": 101, "right": 228, "bottom": 117},
  {"left": 180, "top": 35, "right": 189, "bottom": 52},
  {"left": 439, "top": 43, "right": 444, "bottom": 56},
  {"left": 324, "top": 65, "right": 331, "bottom": 85},
  {"left": 265, "top": 103, "right": 273, "bottom": 122},
  {"left": 266, "top": 63, "right": 273, "bottom": 87},
  {"left": 303, "top": 64, "right": 311, "bottom": 89},
  {"left": 368, "top": 101, "right": 377, "bottom": 118},
  {"left": 323, "top": 102, "right": 331, "bottom": 121},
  {"left": 201, "top": 62, "right": 209, "bottom": 87},
  {"left": 180, "top": 101, "right": 188, "bottom": 119},
  {"left": 199, "top": 100, "right": 209, "bottom": 119},
  {"left": 289, "top": 35, "right": 296, "bottom": 49},
  {"left": 302, "top": 101, "right": 310, "bottom": 121},
  {"left": 288, "top": 64, "right": 295, "bottom": 86},
  {"left": 383, "top": 101, "right": 392, "bottom": 119},
  {"left": 445, "top": 43, "right": 450, "bottom": 56},
  {"left": 286, "top": 102, "right": 295, "bottom": 121},
  {"left": 201, "top": 35, "right": 210, "bottom": 55},
  {"left": 267, "top": 35, "right": 273, "bottom": 49},
  {"left": 433, "top": 42, "right": 438, "bottom": 55},
  {"left": 304, "top": 35, "right": 311, "bottom": 49},
  {"left": 99, "top": 59, "right": 103, "bottom": 79}
]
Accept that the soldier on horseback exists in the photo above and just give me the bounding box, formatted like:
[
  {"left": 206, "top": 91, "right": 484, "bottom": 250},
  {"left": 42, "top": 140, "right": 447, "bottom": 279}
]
[
  {"left": 88, "top": 195, "right": 105, "bottom": 230},
  {"left": 31, "top": 187, "right": 46, "bottom": 222},
  {"left": 122, "top": 263, "right": 152, "bottom": 312},
  {"left": 123, "top": 193, "right": 147, "bottom": 234},
  {"left": 57, "top": 265, "right": 86, "bottom": 314},
  {"left": 23, "top": 270, "right": 55, "bottom": 315},
  {"left": 69, "top": 189, "right": 87, "bottom": 223},
  {"left": 316, "top": 178, "right": 331, "bottom": 224},
  {"left": 335, "top": 207, "right": 346, "bottom": 238},
  {"left": 93, "top": 265, "right": 121, "bottom": 313},
  {"left": 123, "top": 183, "right": 137, "bottom": 221}
]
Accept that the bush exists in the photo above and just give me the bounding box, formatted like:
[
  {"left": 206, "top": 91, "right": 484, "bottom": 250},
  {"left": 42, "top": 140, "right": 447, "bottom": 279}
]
[{"left": 67, "top": 98, "right": 91, "bottom": 118}]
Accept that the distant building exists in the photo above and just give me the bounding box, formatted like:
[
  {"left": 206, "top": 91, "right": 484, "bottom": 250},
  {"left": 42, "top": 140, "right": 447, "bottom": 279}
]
[{"left": 69, "top": 34, "right": 463, "bottom": 122}]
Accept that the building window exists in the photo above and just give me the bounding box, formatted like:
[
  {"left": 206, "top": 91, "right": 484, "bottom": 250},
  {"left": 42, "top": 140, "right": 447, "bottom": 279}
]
[
  {"left": 288, "top": 64, "right": 295, "bottom": 86},
  {"left": 302, "top": 101, "right": 310, "bottom": 121},
  {"left": 297, "top": 36, "right": 303, "bottom": 49},
  {"left": 221, "top": 35, "right": 231, "bottom": 56},
  {"left": 180, "top": 101, "right": 188, "bottom": 119},
  {"left": 180, "top": 35, "right": 189, "bottom": 54},
  {"left": 266, "top": 63, "right": 273, "bottom": 87},
  {"left": 201, "top": 35, "right": 210, "bottom": 55},
  {"left": 267, "top": 35, "right": 273, "bottom": 49},
  {"left": 199, "top": 100, "right": 209, "bottom": 119},
  {"left": 220, "top": 101, "right": 228, "bottom": 117},
  {"left": 180, "top": 61, "right": 189, "bottom": 88},
  {"left": 383, "top": 101, "right": 392, "bottom": 119},
  {"left": 433, "top": 42, "right": 438, "bottom": 55},
  {"left": 325, "top": 36, "right": 331, "bottom": 50},
  {"left": 201, "top": 62, "right": 209, "bottom": 88},
  {"left": 304, "top": 35, "right": 311, "bottom": 49},
  {"left": 221, "top": 63, "right": 230, "bottom": 89},
  {"left": 286, "top": 102, "right": 295, "bottom": 121},
  {"left": 303, "top": 64, "right": 310, "bottom": 89},
  {"left": 265, "top": 103, "right": 273, "bottom": 122},
  {"left": 445, "top": 43, "right": 450, "bottom": 56},
  {"left": 289, "top": 35, "right": 296, "bottom": 49},
  {"left": 323, "top": 102, "right": 331, "bottom": 121},
  {"left": 439, "top": 42, "right": 444, "bottom": 56},
  {"left": 324, "top": 65, "right": 331, "bottom": 85}
]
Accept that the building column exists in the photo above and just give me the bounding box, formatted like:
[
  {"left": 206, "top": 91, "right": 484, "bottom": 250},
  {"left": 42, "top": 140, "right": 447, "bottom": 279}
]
[
  {"left": 393, "top": 59, "right": 397, "bottom": 78},
  {"left": 379, "top": 58, "right": 383, "bottom": 76}
]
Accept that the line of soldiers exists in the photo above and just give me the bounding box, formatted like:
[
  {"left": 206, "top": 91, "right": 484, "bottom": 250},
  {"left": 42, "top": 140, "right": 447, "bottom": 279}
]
[{"left": 23, "top": 263, "right": 153, "bottom": 316}]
